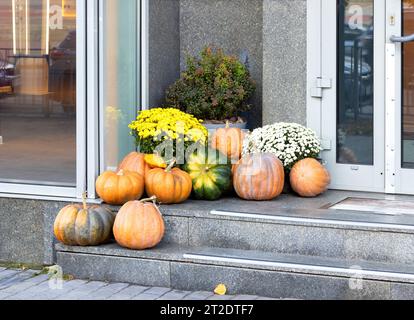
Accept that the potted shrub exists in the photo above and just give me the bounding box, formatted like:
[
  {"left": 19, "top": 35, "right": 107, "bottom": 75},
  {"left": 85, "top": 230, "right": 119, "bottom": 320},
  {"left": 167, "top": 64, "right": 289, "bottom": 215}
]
[{"left": 165, "top": 46, "right": 256, "bottom": 130}]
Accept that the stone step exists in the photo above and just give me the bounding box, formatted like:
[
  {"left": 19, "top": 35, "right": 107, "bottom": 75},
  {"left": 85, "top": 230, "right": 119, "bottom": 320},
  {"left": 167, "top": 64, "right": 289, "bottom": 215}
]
[
  {"left": 56, "top": 243, "right": 414, "bottom": 300},
  {"left": 132, "top": 201, "right": 414, "bottom": 265}
]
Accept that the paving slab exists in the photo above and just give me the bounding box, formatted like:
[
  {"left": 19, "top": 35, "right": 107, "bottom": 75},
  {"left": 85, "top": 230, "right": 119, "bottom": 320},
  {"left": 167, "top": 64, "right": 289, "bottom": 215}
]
[
  {"left": 0, "top": 269, "right": 22, "bottom": 281},
  {"left": 157, "top": 290, "right": 192, "bottom": 300},
  {"left": 132, "top": 293, "right": 160, "bottom": 300},
  {"left": 84, "top": 283, "right": 130, "bottom": 300},
  {"left": 0, "top": 274, "right": 50, "bottom": 294},
  {"left": 107, "top": 285, "right": 149, "bottom": 300},
  {"left": 144, "top": 287, "right": 172, "bottom": 296},
  {"left": 207, "top": 295, "right": 235, "bottom": 300},
  {"left": 183, "top": 291, "right": 215, "bottom": 300},
  {"left": 0, "top": 270, "right": 38, "bottom": 290},
  {"left": 232, "top": 295, "right": 259, "bottom": 300},
  {"left": 34, "top": 280, "right": 91, "bottom": 300},
  {"left": 55, "top": 281, "right": 109, "bottom": 300}
]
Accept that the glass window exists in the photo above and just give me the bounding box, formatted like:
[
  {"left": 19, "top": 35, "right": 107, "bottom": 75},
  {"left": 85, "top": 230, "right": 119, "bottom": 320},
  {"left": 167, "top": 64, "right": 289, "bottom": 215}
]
[
  {"left": 101, "top": 0, "right": 139, "bottom": 171},
  {"left": 0, "top": 0, "right": 76, "bottom": 186},
  {"left": 337, "top": 0, "right": 374, "bottom": 165}
]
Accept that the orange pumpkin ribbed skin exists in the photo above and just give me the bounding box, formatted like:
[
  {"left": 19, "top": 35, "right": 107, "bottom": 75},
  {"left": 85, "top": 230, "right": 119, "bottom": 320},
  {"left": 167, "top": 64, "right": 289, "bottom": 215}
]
[
  {"left": 117, "top": 152, "right": 150, "bottom": 177},
  {"left": 145, "top": 167, "right": 192, "bottom": 204},
  {"left": 96, "top": 170, "right": 145, "bottom": 205},
  {"left": 211, "top": 126, "right": 245, "bottom": 162},
  {"left": 113, "top": 200, "right": 165, "bottom": 250},
  {"left": 290, "top": 158, "right": 331, "bottom": 197},
  {"left": 233, "top": 153, "right": 285, "bottom": 201}
]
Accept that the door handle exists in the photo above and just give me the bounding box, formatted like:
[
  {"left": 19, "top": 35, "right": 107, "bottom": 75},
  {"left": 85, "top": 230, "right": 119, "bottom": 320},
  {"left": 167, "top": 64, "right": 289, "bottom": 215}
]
[{"left": 390, "top": 34, "right": 414, "bottom": 43}]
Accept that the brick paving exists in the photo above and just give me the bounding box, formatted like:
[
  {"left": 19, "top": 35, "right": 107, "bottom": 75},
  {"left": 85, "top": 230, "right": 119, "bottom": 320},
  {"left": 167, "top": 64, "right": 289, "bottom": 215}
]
[{"left": 0, "top": 268, "right": 276, "bottom": 300}]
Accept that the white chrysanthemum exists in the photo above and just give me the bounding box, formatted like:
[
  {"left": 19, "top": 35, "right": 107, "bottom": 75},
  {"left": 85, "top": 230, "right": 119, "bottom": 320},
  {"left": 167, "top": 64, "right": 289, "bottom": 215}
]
[{"left": 243, "top": 122, "right": 322, "bottom": 170}]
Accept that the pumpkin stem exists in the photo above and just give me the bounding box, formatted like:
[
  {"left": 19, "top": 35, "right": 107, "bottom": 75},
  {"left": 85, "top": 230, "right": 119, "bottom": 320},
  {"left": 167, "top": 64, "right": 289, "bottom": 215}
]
[
  {"left": 225, "top": 120, "right": 230, "bottom": 129},
  {"left": 140, "top": 196, "right": 157, "bottom": 204},
  {"left": 82, "top": 192, "right": 87, "bottom": 210},
  {"left": 117, "top": 169, "right": 124, "bottom": 176},
  {"left": 165, "top": 158, "right": 177, "bottom": 173}
]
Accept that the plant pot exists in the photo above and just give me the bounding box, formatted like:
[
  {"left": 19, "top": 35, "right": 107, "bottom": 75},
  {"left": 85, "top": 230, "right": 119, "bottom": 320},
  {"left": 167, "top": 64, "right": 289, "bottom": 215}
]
[{"left": 203, "top": 122, "right": 248, "bottom": 131}]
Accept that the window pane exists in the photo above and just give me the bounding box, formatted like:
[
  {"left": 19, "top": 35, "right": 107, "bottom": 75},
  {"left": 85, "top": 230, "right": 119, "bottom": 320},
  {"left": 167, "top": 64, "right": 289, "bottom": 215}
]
[
  {"left": 402, "top": 0, "right": 414, "bottom": 168},
  {"left": 0, "top": 0, "right": 76, "bottom": 186},
  {"left": 101, "top": 0, "right": 138, "bottom": 171},
  {"left": 337, "top": 0, "right": 374, "bottom": 165}
]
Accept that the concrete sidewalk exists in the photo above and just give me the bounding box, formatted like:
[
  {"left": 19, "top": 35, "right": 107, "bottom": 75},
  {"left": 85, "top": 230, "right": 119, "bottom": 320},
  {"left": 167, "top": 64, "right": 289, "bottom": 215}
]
[{"left": 0, "top": 267, "right": 276, "bottom": 300}]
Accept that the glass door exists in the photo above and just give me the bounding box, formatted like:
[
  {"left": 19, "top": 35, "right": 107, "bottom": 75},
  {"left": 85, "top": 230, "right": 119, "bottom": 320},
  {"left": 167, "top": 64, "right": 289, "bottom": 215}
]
[
  {"left": 320, "top": 0, "right": 385, "bottom": 192},
  {"left": 386, "top": 0, "right": 414, "bottom": 194},
  {"left": 0, "top": 0, "right": 85, "bottom": 197}
]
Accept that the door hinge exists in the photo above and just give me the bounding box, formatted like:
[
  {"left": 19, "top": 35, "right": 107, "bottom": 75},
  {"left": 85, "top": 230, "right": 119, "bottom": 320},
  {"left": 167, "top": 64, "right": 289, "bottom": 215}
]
[
  {"left": 310, "top": 77, "right": 332, "bottom": 98},
  {"left": 321, "top": 139, "right": 332, "bottom": 151}
]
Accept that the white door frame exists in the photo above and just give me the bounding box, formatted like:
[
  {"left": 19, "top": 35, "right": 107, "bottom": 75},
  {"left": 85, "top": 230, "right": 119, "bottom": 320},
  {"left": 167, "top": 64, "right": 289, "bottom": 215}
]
[
  {"left": 386, "top": 0, "right": 414, "bottom": 194},
  {"left": 308, "top": 0, "right": 385, "bottom": 193}
]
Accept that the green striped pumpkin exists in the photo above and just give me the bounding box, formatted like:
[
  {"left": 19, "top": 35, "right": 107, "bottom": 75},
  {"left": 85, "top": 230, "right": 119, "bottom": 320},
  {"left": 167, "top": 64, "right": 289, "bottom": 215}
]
[{"left": 183, "top": 148, "right": 232, "bottom": 201}]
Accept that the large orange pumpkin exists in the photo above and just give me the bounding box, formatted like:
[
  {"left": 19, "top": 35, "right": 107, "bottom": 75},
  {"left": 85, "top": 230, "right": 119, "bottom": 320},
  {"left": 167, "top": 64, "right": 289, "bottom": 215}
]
[
  {"left": 211, "top": 121, "right": 245, "bottom": 162},
  {"left": 117, "top": 152, "right": 150, "bottom": 177},
  {"left": 96, "top": 170, "right": 144, "bottom": 205},
  {"left": 290, "top": 158, "right": 330, "bottom": 197},
  {"left": 233, "top": 153, "right": 285, "bottom": 201},
  {"left": 54, "top": 194, "right": 116, "bottom": 246},
  {"left": 113, "top": 197, "right": 165, "bottom": 250},
  {"left": 145, "top": 161, "right": 192, "bottom": 204}
]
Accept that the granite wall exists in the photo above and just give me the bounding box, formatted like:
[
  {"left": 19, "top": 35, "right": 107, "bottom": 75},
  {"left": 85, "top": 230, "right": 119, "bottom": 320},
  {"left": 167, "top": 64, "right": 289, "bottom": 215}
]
[
  {"left": 148, "top": 0, "right": 308, "bottom": 127},
  {"left": 262, "top": 0, "right": 307, "bottom": 125},
  {"left": 180, "top": 0, "right": 264, "bottom": 128},
  {"left": 0, "top": 198, "right": 63, "bottom": 265}
]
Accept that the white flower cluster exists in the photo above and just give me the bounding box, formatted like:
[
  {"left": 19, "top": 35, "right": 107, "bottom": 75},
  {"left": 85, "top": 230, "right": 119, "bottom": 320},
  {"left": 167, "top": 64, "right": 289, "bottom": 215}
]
[{"left": 242, "top": 122, "right": 322, "bottom": 169}]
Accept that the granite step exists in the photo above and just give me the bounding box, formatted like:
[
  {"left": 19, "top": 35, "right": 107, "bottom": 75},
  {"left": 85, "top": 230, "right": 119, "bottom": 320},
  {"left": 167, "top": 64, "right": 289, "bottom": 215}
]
[
  {"left": 126, "top": 202, "right": 414, "bottom": 266},
  {"left": 56, "top": 243, "right": 414, "bottom": 300}
]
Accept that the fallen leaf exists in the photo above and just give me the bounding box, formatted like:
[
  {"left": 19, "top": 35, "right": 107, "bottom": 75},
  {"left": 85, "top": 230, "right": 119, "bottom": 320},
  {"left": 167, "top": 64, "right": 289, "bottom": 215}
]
[{"left": 214, "top": 284, "right": 227, "bottom": 296}]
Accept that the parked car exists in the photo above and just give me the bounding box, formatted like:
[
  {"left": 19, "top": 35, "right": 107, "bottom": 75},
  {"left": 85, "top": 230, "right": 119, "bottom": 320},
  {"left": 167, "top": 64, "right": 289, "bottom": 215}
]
[{"left": 0, "top": 59, "right": 15, "bottom": 93}]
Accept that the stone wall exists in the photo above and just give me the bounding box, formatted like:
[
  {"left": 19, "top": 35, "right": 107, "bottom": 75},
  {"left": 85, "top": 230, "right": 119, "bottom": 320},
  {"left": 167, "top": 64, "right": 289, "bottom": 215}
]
[
  {"left": 148, "top": 0, "right": 308, "bottom": 127},
  {"left": 0, "top": 198, "right": 63, "bottom": 265},
  {"left": 180, "top": 0, "right": 263, "bottom": 128},
  {"left": 262, "top": 0, "right": 307, "bottom": 125}
]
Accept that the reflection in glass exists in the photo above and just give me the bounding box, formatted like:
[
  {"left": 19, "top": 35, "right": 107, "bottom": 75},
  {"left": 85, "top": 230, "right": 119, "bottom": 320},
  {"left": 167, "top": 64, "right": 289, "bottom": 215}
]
[
  {"left": 102, "top": 0, "right": 138, "bottom": 171},
  {"left": 337, "top": 0, "right": 374, "bottom": 165},
  {"left": 0, "top": 0, "right": 76, "bottom": 186},
  {"left": 402, "top": 0, "right": 414, "bottom": 168}
]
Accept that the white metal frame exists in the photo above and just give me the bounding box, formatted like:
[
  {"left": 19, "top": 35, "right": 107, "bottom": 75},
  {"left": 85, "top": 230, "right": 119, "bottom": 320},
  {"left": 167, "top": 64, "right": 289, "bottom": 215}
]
[
  {"left": 0, "top": 0, "right": 87, "bottom": 199},
  {"left": 1, "top": 0, "right": 148, "bottom": 200},
  {"left": 313, "top": 0, "right": 386, "bottom": 192},
  {"left": 386, "top": 0, "right": 414, "bottom": 194}
]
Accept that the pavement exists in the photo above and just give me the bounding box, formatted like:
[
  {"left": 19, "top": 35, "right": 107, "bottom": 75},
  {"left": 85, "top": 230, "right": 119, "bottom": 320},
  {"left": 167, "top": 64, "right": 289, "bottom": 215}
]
[{"left": 0, "top": 267, "right": 276, "bottom": 300}]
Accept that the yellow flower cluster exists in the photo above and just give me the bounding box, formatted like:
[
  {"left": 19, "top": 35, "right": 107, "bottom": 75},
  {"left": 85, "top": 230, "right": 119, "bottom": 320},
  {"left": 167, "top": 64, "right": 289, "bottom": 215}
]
[{"left": 129, "top": 108, "right": 208, "bottom": 144}]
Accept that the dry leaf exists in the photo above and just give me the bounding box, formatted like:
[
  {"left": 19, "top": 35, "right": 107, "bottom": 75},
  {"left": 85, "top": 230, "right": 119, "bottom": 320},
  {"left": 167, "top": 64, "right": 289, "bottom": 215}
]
[{"left": 214, "top": 284, "right": 227, "bottom": 296}]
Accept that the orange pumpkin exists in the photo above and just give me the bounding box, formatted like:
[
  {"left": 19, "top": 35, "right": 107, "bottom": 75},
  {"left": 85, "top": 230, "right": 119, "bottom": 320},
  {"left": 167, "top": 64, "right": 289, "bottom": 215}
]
[
  {"left": 233, "top": 153, "right": 285, "bottom": 201},
  {"left": 96, "top": 170, "right": 144, "bottom": 205},
  {"left": 145, "top": 161, "right": 192, "bottom": 204},
  {"left": 290, "top": 158, "right": 330, "bottom": 197},
  {"left": 117, "top": 152, "right": 150, "bottom": 177},
  {"left": 113, "top": 197, "right": 165, "bottom": 250},
  {"left": 211, "top": 121, "right": 245, "bottom": 162}
]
